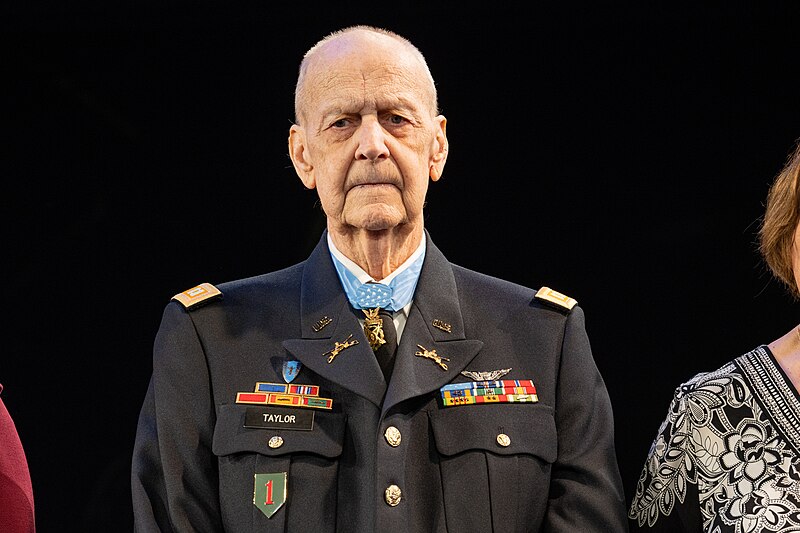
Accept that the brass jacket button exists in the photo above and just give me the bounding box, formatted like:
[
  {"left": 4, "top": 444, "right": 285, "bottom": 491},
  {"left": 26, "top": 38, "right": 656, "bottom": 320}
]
[
  {"left": 384, "top": 426, "right": 402, "bottom": 447},
  {"left": 496, "top": 433, "right": 511, "bottom": 447},
  {"left": 384, "top": 485, "right": 402, "bottom": 506},
  {"left": 268, "top": 436, "right": 284, "bottom": 449}
]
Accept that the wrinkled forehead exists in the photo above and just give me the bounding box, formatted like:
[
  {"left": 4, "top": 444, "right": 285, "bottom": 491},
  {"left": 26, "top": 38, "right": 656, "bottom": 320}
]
[
  {"left": 317, "top": 65, "right": 426, "bottom": 109},
  {"left": 296, "top": 32, "right": 436, "bottom": 122}
]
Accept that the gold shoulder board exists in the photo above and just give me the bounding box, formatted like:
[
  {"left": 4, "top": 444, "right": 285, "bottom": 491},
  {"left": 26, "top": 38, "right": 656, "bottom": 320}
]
[
  {"left": 534, "top": 286, "right": 577, "bottom": 312},
  {"left": 171, "top": 282, "right": 222, "bottom": 310}
]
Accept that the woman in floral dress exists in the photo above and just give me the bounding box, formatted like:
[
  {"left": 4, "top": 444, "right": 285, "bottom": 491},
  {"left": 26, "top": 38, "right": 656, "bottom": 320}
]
[{"left": 628, "top": 139, "right": 800, "bottom": 532}]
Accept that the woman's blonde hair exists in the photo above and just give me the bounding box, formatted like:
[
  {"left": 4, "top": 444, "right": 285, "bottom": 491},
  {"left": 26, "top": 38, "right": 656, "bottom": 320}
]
[{"left": 759, "top": 138, "right": 800, "bottom": 299}]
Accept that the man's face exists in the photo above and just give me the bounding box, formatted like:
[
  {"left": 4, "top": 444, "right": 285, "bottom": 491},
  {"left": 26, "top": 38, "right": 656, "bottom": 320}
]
[{"left": 289, "top": 33, "right": 447, "bottom": 234}]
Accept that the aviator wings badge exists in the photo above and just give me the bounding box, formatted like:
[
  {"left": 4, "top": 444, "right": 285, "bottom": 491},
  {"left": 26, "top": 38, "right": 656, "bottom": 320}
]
[{"left": 460, "top": 368, "right": 512, "bottom": 381}]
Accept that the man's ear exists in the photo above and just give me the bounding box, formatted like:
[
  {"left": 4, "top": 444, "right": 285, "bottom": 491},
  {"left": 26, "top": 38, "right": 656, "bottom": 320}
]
[
  {"left": 429, "top": 115, "right": 448, "bottom": 182},
  {"left": 289, "top": 125, "right": 316, "bottom": 189}
]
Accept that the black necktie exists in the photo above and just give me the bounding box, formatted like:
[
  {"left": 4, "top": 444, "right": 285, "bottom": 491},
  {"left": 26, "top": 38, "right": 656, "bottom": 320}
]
[{"left": 375, "top": 309, "right": 398, "bottom": 382}]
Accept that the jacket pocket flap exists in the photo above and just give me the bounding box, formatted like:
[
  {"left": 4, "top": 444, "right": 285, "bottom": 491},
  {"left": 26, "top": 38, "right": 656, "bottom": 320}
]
[
  {"left": 212, "top": 404, "right": 347, "bottom": 458},
  {"left": 429, "top": 404, "right": 557, "bottom": 462}
]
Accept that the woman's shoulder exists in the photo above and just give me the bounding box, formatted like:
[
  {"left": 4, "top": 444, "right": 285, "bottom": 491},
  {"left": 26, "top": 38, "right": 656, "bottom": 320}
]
[{"left": 673, "top": 345, "right": 769, "bottom": 391}]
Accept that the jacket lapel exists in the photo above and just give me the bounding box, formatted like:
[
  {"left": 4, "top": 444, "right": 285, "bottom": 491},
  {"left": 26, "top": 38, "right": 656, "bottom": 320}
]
[
  {"left": 282, "top": 230, "right": 485, "bottom": 414},
  {"left": 281, "top": 232, "right": 386, "bottom": 408},
  {"left": 382, "top": 233, "right": 484, "bottom": 414}
]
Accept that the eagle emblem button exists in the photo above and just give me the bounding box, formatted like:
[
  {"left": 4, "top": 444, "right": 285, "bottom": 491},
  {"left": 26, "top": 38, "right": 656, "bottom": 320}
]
[
  {"left": 384, "top": 426, "right": 402, "bottom": 447},
  {"left": 496, "top": 433, "right": 511, "bottom": 447},
  {"left": 385, "top": 485, "right": 402, "bottom": 506}
]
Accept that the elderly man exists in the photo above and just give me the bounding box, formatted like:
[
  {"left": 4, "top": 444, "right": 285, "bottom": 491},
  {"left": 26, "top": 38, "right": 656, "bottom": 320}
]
[{"left": 132, "top": 25, "right": 628, "bottom": 532}]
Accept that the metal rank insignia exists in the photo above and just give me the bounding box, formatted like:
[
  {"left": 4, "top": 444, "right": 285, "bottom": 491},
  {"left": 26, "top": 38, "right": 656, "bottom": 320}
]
[
  {"left": 236, "top": 381, "right": 333, "bottom": 410},
  {"left": 534, "top": 286, "right": 577, "bottom": 312},
  {"left": 440, "top": 379, "right": 539, "bottom": 407},
  {"left": 362, "top": 308, "right": 386, "bottom": 351},
  {"left": 171, "top": 282, "right": 222, "bottom": 310}
]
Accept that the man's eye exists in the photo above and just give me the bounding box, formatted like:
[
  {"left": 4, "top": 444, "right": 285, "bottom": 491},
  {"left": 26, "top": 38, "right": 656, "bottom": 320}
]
[
  {"left": 388, "top": 115, "right": 406, "bottom": 125},
  {"left": 332, "top": 119, "right": 349, "bottom": 128}
]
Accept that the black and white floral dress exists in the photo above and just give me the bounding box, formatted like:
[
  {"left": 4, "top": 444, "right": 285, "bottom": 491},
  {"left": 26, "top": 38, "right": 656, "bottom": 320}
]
[{"left": 629, "top": 346, "right": 800, "bottom": 532}]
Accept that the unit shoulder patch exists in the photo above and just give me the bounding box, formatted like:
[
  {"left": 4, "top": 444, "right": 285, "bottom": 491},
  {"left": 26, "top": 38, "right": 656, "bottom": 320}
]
[
  {"left": 171, "top": 282, "right": 222, "bottom": 310},
  {"left": 534, "top": 286, "right": 577, "bottom": 312}
]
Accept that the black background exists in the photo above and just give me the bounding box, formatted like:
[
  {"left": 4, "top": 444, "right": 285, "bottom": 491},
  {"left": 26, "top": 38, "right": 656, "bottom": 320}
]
[{"left": 5, "top": 2, "right": 800, "bottom": 531}]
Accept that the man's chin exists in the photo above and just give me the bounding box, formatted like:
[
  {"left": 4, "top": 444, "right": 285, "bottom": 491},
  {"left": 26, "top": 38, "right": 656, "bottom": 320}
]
[{"left": 347, "top": 207, "right": 405, "bottom": 232}]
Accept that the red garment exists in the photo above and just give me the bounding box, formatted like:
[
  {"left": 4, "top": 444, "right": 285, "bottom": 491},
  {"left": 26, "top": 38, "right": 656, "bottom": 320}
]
[{"left": 0, "top": 384, "right": 36, "bottom": 533}]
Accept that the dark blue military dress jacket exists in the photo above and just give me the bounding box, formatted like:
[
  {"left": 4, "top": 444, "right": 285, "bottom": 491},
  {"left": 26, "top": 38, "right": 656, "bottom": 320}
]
[{"left": 132, "top": 230, "right": 628, "bottom": 532}]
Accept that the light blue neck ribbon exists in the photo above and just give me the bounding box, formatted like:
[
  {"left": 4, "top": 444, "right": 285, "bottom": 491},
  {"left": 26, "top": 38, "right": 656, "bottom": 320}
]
[{"left": 330, "top": 245, "right": 425, "bottom": 312}]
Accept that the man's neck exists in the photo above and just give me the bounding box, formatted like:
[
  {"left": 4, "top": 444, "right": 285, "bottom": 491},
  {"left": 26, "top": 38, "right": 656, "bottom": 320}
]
[{"left": 328, "top": 224, "right": 422, "bottom": 281}]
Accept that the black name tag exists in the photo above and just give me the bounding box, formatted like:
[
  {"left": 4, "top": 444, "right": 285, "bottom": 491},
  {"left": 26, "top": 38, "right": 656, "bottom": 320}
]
[{"left": 244, "top": 406, "right": 314, "bottom": 431}]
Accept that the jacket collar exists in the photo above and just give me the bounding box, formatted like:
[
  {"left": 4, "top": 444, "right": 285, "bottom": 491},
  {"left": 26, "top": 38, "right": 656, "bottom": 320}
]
[{"left": 282, "top": 230, "right": 483, "bottom": 411}]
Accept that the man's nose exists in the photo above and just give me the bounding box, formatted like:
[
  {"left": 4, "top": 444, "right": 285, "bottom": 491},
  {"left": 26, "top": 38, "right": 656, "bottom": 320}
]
[{"left": 355, "top": 118, "right": 390, "bottom": 161}]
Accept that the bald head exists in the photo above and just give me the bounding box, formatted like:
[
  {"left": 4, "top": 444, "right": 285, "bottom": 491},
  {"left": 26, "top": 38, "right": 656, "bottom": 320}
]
[{"left": 294, "top": 25, "right": 438, "bottom": 126}]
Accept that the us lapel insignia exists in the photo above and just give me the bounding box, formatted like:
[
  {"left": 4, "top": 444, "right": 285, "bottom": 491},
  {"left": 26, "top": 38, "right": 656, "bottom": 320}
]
[
  {"left": 461, "top": 368, "right": 512, "bottom": 381},
  {"left": 432, "top": 319, "right": 452, "bottom": 333},
  {"left": 282, "top": 360, "right": 302, "bottom": 383},
  {"left": 312, "top": 316, "right": 332, "bottom": 332},
  {"left": 253, "top": 472, "right": 287, "bottom": 518}
]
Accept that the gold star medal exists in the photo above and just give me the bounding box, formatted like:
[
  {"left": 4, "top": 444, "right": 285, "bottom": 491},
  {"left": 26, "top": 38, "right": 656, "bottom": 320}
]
[{"left": 363, "top": 308, "right": 386, "bottom": 352}]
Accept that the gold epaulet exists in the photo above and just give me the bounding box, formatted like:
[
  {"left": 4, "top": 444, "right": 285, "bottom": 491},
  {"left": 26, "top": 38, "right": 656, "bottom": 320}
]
[
  {"left": 534, "top": 286, "right": 577, "bottom": 313},
  {"left": 171, "top": 282, "right": 222, "bottom": 310}
]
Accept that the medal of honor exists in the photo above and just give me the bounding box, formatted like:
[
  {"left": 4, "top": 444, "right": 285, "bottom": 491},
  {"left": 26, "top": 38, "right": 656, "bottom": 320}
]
[{"left": 362, "top": 308, "right": 386, "bottom": 352}]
